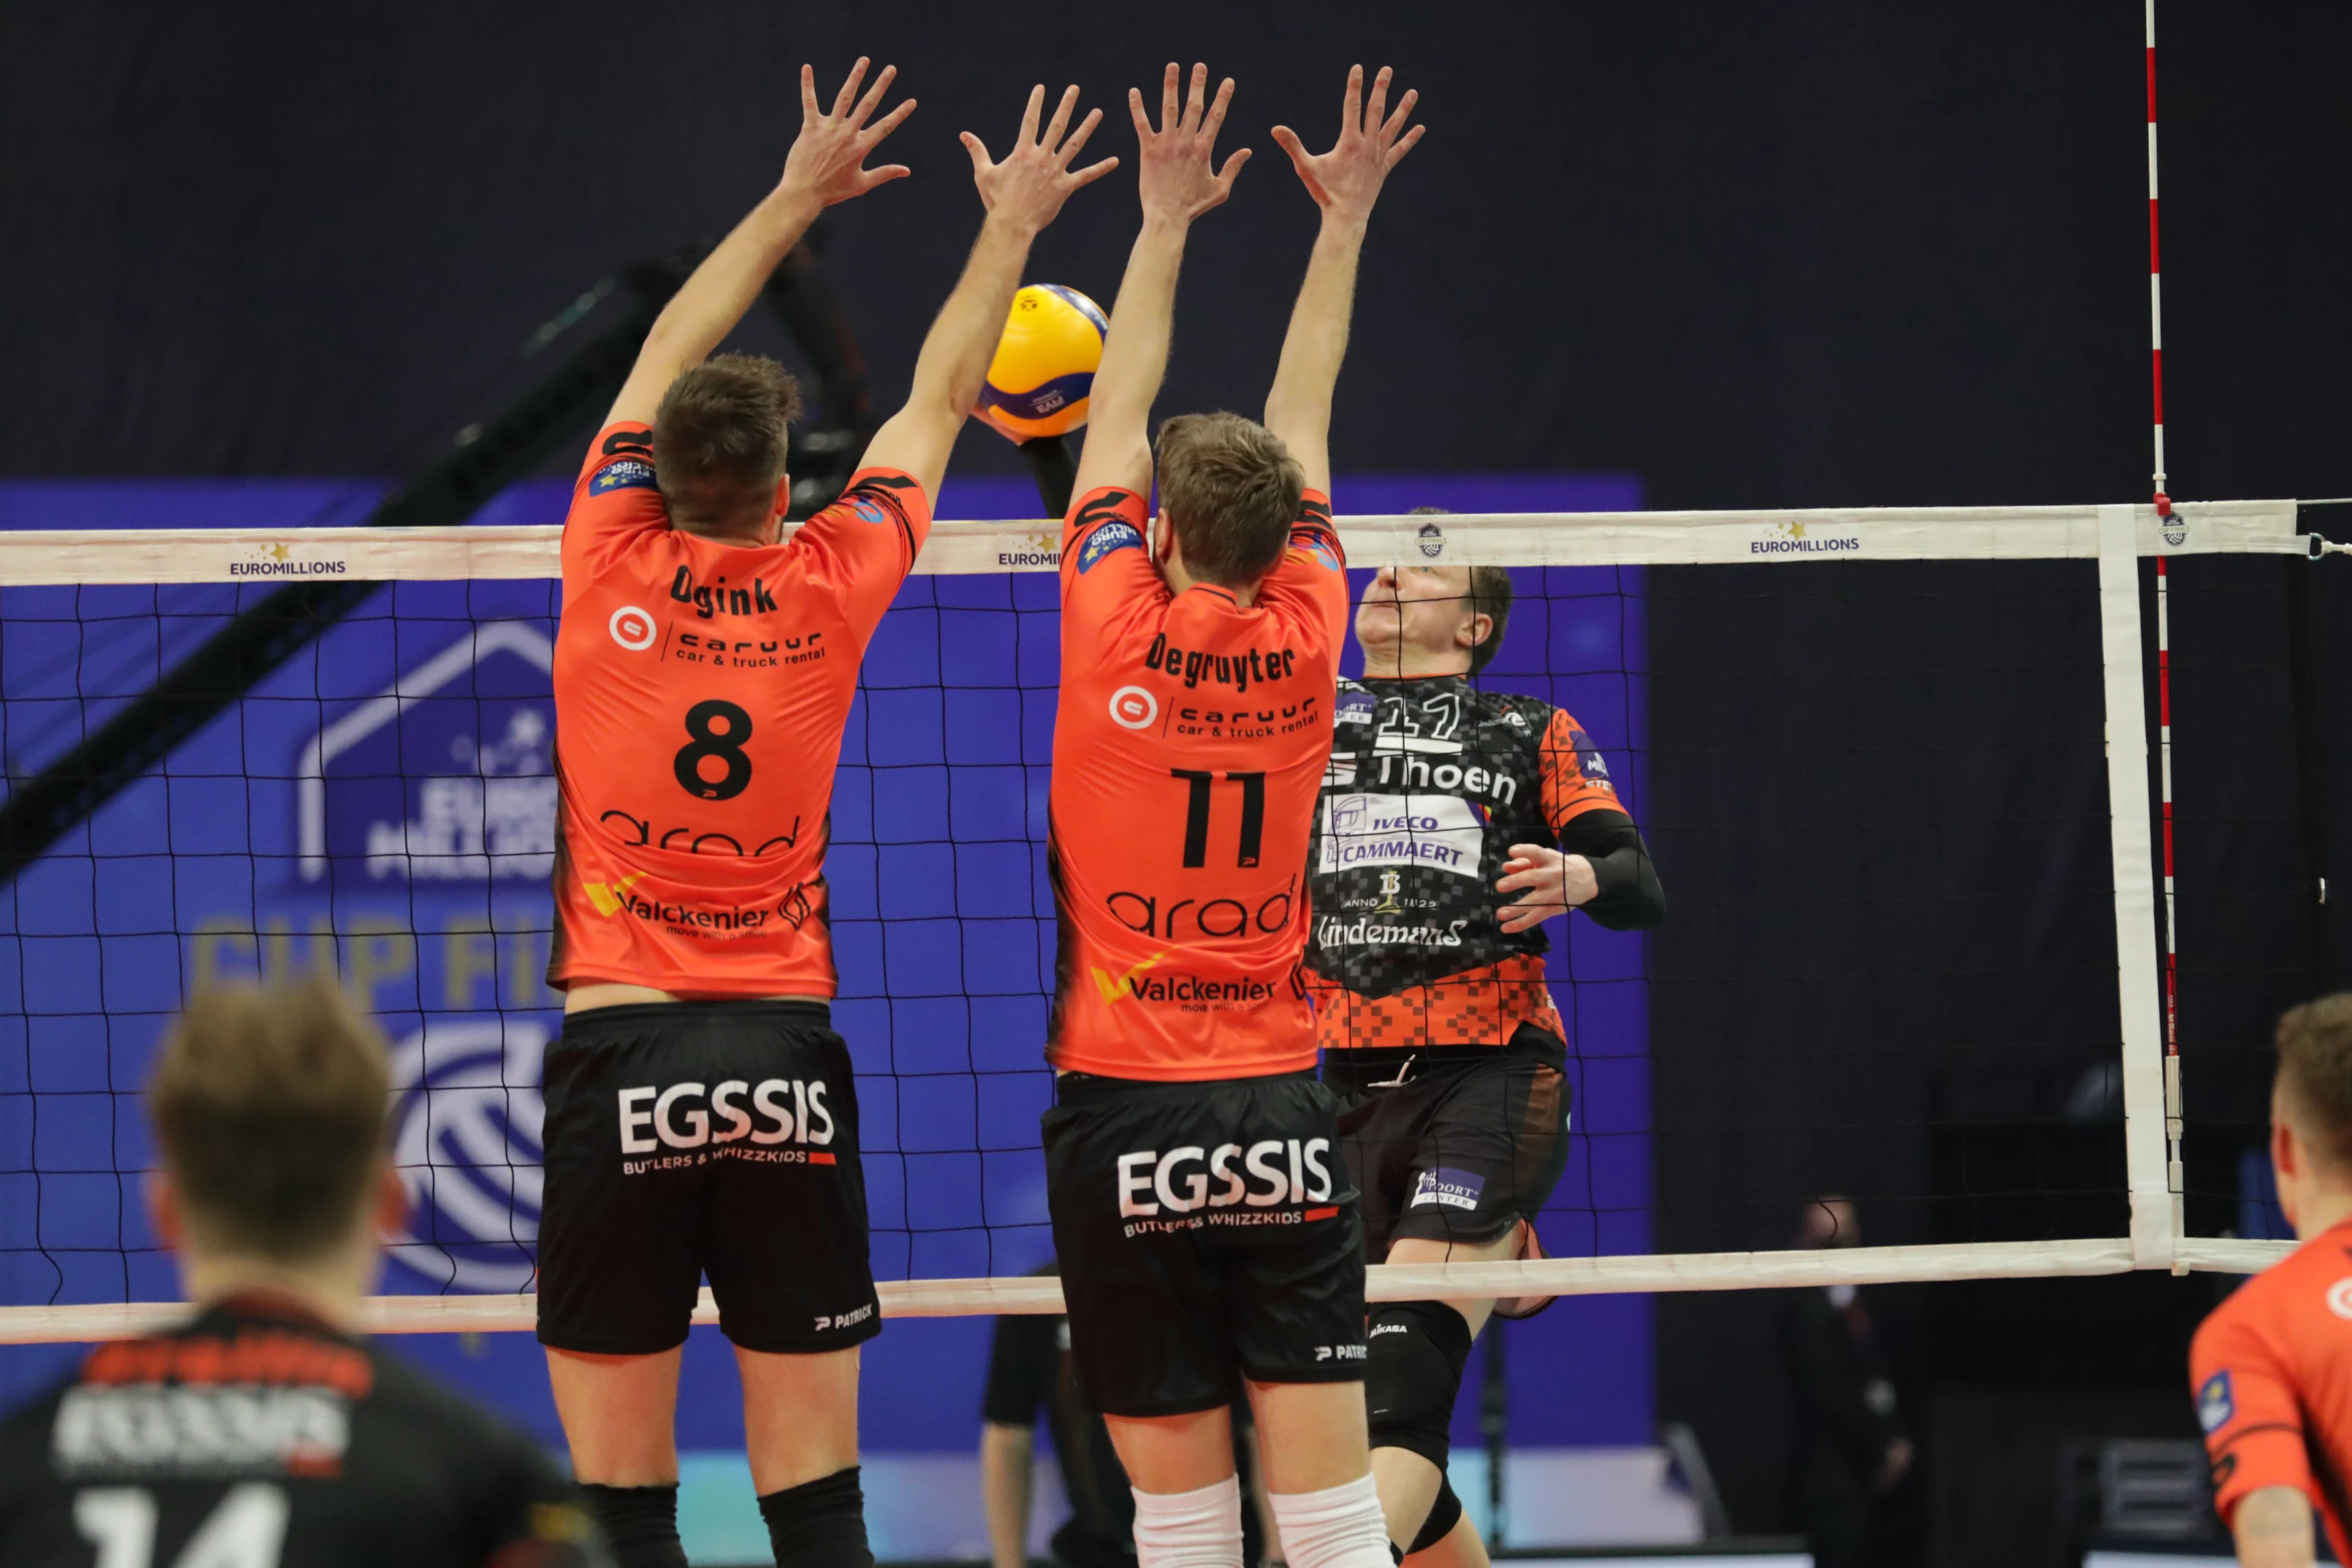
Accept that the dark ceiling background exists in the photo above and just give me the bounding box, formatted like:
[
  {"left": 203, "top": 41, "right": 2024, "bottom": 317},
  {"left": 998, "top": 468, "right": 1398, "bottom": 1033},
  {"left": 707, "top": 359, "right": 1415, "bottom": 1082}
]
[{"left": 7, "top": 3, "right": 2347, "bottom": 507}]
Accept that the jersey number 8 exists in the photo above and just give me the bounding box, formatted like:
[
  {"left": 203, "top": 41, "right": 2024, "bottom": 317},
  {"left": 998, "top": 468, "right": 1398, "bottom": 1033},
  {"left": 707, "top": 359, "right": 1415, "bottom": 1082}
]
[{"left": 675, "top": 700, "right": 754, "bottom": 801}]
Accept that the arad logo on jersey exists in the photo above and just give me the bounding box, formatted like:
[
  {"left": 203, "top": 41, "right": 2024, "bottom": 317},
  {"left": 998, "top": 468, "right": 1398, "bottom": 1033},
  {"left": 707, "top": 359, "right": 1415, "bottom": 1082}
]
[
  {"left": 616, "top": 1076, "right": 836, "bottom": 1174},
  {"left": 1318, "top": 793, "right": 1485, "bottom": 878},
  {"left": 589, "top": 457, "right": 659, "bottom": 495},
  {"left": 2197, "top": 1370, "right": 2234, "bottom": 1433},
  {"left": 1077, "top": 520, "right": 1143, "bottom": 572},
  {"left": 609, "top": 604, "right": 658, "bottom": 651},
  {"left": 1108, "top": 684, "right": 1160, "bottom": 730},
  {"left": 1106, "top": 876, "right": 1297, "bottom": 941},
  {"left": 387, "top": 1020, "right": 548, "bottom": 1293},
  {"left": 849, "top": 493, "right": 893, "bottom": 528},
  {"left": 1115, "top": 1138, "right": 1338, "bottom": 1233},
  {"left": 1409, "top": 1167, "right": 1486, "bottom": 1212}
]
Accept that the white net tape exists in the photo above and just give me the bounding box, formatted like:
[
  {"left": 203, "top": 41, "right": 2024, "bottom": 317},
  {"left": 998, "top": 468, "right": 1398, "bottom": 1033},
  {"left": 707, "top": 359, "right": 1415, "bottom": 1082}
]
[{"left": 0, "top": 498, "right": 2314, "bottom": 1341}]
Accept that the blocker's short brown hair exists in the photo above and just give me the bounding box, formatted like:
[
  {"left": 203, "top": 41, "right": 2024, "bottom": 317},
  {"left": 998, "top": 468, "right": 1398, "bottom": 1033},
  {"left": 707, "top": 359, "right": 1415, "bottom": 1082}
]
[
  {"left": 149, "top": 980, "right": 393, "bottom": 1263},
  {"left": 1156, "top": 412, "right": 1304, "bottom": 588},
  {"left": 653, "top": 353, "right": 803, "bottom": 536},
  {"left": 2276, "top": 993, "right": 2352, "bottom": 1168}
]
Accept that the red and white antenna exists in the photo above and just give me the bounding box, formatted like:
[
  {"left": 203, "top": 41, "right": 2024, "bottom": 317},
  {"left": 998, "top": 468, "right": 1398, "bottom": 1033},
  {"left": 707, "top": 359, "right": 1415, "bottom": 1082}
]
[{"left": 2148, "top": 0, "right": 2185, "bottom": 1207}]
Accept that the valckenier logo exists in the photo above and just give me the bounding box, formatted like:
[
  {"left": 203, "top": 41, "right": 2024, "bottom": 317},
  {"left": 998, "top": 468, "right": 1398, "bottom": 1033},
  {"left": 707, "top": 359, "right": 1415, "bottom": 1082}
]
[
  {"left": 585, "top": 872, "right": 645, "bottom": 917},
  {"left": 1092, "top": 953, "right": 1164, "bottom": 1004},
  {"left": 231, "top": 540, "right": 351, "bottom": 578},
  {"left": 1751, "top": 519, "right": 1861, "bottom": 556}
]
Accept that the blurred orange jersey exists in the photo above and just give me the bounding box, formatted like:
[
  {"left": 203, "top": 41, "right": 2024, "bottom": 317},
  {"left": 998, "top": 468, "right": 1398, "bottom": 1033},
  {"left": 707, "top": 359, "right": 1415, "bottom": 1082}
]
[
  {"left": 1047, "top": 485, "right": 1349, "bottom": 1081},
  {"left": 2189, "top": 1218, "right": 2352, "bottom": 1562},
  {"left": 548, "top": 423, "right": 929, "bottom": 996}
]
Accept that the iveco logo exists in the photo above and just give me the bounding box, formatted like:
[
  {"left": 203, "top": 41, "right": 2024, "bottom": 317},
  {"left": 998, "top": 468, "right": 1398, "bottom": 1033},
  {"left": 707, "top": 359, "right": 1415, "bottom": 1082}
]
[
  {"left": 609, "top": 605, "right": 657, "bottom": 651},
  {"left": 1109, "top": 685, "right": 1158, "bottom": 730}
]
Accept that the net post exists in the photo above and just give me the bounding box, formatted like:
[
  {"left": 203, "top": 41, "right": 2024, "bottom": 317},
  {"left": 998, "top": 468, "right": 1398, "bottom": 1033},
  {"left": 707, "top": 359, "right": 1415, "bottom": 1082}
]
[{"left": 2100, "top": 503, "right": 2176, "bottom": 1270}]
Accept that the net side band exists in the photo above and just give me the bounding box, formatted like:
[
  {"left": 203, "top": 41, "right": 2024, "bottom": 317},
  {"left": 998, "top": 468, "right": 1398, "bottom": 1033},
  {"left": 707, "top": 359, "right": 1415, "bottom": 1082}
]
[
  {"left": 0, "top": 1239, "right": 2295, "bottom": 1344},
  {"left": 0, "top": 501, "right": 2303, "bottom": 586}
]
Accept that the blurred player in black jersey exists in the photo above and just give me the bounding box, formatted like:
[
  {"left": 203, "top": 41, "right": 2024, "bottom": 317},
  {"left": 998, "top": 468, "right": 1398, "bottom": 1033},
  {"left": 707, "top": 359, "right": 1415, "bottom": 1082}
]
[
  {"left": 1304, "top": 530, "right": 1666, "bottom": 1563},
  {"left": 0, "top": 980, "right": 608, "bottom": 1567}
]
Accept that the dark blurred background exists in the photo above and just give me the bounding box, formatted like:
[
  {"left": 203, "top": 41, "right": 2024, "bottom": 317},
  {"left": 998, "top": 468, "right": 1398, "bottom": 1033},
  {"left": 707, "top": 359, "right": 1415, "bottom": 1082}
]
[{"left": 9, "top": 4, "right": 2352, "bottom": 1564}]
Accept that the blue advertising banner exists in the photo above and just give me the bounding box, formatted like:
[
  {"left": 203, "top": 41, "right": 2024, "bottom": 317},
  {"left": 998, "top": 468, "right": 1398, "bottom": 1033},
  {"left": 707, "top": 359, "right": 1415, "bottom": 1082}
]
[{"left": 0, "top": 469, "right": 1650, "bottom": 1469}]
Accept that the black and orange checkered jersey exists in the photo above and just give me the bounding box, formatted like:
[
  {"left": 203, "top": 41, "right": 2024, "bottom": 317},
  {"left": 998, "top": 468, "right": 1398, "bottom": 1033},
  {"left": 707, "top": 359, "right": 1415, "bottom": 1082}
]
[
  {"left": 548, "top": 422, "right": 929, "bottom": 997},
  {"left": 1303, "top": 674, "right": 1643, "bottom": 1050},
  {"left": 1047, "top": 485, "right": 1349, "bottom": 1081},
  {"left": 2189, "top": 1217, "right": 2352, "bottom": 1564}
]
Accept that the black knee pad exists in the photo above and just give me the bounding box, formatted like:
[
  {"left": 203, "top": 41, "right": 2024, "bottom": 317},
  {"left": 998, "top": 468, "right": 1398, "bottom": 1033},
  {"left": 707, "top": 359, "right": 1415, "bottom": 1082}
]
[
  {"left": 758, "top": 1465, "right": 873, "bottom": 1568},
  {"left": 1365, "top": 1299, "right": 1473, "bottom": 1470},
  {"left": 1408, "top": 1475, "right": 1464, "bottom": 1557}
]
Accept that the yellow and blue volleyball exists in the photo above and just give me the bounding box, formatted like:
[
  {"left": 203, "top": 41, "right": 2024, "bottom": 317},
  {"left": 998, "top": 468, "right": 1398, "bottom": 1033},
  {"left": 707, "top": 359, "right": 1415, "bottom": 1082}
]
[{"left": 973, "top": 283, "right": 1109, "bottom": 441}]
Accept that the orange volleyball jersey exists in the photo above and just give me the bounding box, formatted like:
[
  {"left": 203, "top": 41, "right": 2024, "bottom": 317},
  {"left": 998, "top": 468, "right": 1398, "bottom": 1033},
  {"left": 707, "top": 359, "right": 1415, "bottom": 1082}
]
[
  {"left": 1047, "top": 485, "right": 1349, "bottom": 1080},
  {"left": 548, "top": 423, "right": 929, "bottom": 996},
  {"left": 2189, "top": 1218, "right": 2352, "bottom": 1563}
]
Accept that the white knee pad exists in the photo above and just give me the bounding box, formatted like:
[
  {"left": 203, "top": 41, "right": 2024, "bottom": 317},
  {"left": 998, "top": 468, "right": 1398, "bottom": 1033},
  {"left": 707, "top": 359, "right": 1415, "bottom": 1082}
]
[
  {"left": 1131, "top": 1475, "right": 1243, "bottom": 1568},
  {"left": 1271, "top": 1474, "right": 1393, "bottom": 1568}
]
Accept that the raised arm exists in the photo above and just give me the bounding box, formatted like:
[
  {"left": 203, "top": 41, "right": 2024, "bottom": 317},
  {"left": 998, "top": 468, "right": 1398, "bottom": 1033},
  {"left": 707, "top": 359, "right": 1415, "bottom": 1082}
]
[
  {"left": 606, "top": 59, "right": 915, "bottom": 428},
  {"left": 1263, "top": 65, "right": 1425, "bottom": 496},
  {"left": 1069, "top": 64, "right": 1251, "bottom": 503},
  {"left": 860, "top": 86, "right": 1117, "bottom": 500}
]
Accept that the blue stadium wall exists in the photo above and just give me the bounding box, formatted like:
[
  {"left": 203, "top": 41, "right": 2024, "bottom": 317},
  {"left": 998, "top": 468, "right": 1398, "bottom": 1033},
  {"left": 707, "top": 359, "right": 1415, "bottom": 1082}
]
[{"left": 0, "top": 469, "right": 1648, "bottom": 1463}]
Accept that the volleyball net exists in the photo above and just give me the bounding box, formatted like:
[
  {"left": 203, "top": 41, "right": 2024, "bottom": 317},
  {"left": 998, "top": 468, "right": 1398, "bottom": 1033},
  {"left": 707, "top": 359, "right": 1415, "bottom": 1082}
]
[{"left": 0, "top": 497, "right": 2323, "bottom": 1342}]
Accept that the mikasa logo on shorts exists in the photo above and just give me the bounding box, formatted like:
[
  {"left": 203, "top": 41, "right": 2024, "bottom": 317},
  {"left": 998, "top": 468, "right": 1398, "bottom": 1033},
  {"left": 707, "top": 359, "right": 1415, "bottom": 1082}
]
[
  {"left": 1117, "top": 1139, "right": 1337, "bottom": 1234},
  {"left": 617, "top": 1079, "right": 835, "bottom": 1173}
]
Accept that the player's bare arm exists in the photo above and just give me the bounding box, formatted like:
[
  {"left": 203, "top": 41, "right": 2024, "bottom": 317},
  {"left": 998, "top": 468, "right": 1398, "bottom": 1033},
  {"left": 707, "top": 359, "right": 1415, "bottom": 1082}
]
[
  {"left": 1069, "top": 62, "right": 1250, "bottom": 502},
  {"left": 607, "top": 58, "right": 916, "bottom": 428},
  {"left": 861, "top": 84, "right": 1117, "bottom": 499},
  {"left": 2234, "top": 1484, "right": 2318, "bottom": 1568},
  {"left": 1263, "top": 65, "right": 1423, "bottom": 497}
]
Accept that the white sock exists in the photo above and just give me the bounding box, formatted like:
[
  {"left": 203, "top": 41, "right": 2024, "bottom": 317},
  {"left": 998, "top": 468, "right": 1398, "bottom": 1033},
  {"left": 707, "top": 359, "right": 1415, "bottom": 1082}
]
[
  {"left": 1271, "top": 1474, "right": 1393, "bottom": 1568},
  {"left": 1131, "top": 1475, "right": 1243, "bottom": 1568}
]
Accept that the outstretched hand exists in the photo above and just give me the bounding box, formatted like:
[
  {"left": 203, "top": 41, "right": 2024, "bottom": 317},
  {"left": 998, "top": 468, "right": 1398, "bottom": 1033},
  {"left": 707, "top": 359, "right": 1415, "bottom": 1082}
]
[
  {"left": 963, "top": 85, "right": 1119, "bottom": 236},
  {"left": 780, "top": 58, "right": 919, "bottom": 208},
  {"left": 1271, "top": 64, "right": 1423, "bottom": 228},
  {"left": 1495, "top": 843, "right": 1597, "bottom": 934},
  {"left": 1131, "top": 62, "right": 1250, "bottom": 225}
]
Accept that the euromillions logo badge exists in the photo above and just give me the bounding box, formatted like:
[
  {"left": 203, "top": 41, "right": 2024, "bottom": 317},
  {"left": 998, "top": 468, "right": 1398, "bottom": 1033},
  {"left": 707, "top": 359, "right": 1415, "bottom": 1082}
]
[
  {"left": 387, "top": 1019, "right": 547, "bottom": 1292},
  {"left": 1375, "top": 869, "right": 1405, "bottom": 913},
  {"left": 1417, "top": 522, "right": 1445, "bottom": 560},
  {"left": 299, "top": 623, "right": 557, "bottom": 884}
]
